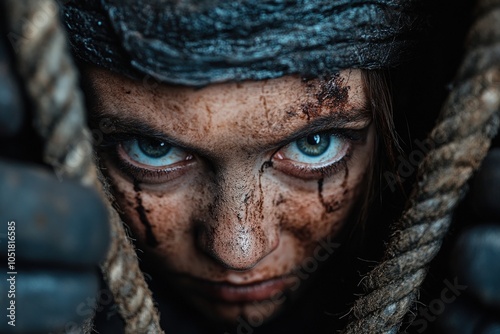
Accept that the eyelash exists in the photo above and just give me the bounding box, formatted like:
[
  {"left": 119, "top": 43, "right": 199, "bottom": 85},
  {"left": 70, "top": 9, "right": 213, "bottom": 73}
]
[
  {"left": 97, "top": 127, "right": 366, "bottom": 183},
  {"left": 288, "top": 149, "right": 351, "bottom": 177},
  {"left": 116, "top": 155, "right": 192, "bottom": 183},
  {"left": 97, "top": 134, "right": 195, "bottom": 183}
]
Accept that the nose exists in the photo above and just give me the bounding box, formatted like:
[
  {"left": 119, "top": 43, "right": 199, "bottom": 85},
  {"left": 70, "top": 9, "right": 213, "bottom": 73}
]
[{"left": 196, "top": 171, "right": 279, "bottom": 271}]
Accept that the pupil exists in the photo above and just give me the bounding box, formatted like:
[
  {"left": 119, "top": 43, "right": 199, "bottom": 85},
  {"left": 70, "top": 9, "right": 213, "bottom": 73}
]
[
  {"left": 138, "top": 138, "right": 171, "bottom": 158},
  {"left": 307, "top": 134, "right": 321, "bottom": 146}
]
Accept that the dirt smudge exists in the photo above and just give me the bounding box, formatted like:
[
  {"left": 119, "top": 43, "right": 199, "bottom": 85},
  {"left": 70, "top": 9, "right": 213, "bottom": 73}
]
[
  {"left": 301, "top": 73, "right": 350, "bottom": 121},
  {"left": 317, "top": 163, "right": 350, "bottom": 214},
  {"left": 133, "top": 180, "right": 159, "bottom": 247}
]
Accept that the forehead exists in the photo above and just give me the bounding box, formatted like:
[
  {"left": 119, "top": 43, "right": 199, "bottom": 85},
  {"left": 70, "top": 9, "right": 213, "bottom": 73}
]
[{"left": 87, "top": 67, "right": 368, "bottom": 153}]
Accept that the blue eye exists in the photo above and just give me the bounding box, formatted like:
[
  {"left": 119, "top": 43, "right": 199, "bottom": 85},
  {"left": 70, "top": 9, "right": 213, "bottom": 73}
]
[
  {"left": 295, "top": 134, "right": 330, "bottom": 157},
  {"left": 278, "top": 133, "right": 348, "bottom": 166},
  {"left": 121, "top": 137, "right": 189, "bottom": 167},
  {"left": 137, "top": 137, "right": 171, "bottom": 158}
]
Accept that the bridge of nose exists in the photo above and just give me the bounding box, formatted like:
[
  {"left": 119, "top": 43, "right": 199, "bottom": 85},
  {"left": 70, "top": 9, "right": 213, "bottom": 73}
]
[{"left": 195, "top": 167, "right": 280, "bottom": 271}]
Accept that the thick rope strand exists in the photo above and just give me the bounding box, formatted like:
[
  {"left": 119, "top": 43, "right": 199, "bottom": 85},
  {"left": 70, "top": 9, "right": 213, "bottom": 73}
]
[
  {"left": 343, "top": 0, "right": 500, "bottom": 332},
  {"left": 5, "top": 1, "right": 164, "bottom": 333}
]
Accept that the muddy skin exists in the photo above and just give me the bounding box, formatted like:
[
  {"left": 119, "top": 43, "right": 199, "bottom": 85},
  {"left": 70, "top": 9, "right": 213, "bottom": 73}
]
[
  {"left": 186, "top": 153, "right": 279, "bottom": 272},
  {"left": 274, "top": 193, "right": 286, "bottom": 206},
  {"left": 133, "top": 180, "right": 159, "bottom": 247},
  {"left": 84, "top": 66, "right": 375, "bottom": 325},
  {"left": 280, "top": 217, "right": 313, "bottom": 244},
  {"left": 257, "top": 159, "right": 274, "bottom": 219},
  {"left": 301, "top": 72, "right": 351, "bottom": 121},
  {"left": 315, "top": 73, "right": 350, "bottom": 107},
  {"left": 318, "top": 162, "right": 350, "bottom": 213}
]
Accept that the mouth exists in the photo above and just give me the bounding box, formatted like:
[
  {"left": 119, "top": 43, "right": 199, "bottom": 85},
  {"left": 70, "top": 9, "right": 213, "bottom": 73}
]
[{"left": 186, "top": 276, "right": 293, "bottom": 303}]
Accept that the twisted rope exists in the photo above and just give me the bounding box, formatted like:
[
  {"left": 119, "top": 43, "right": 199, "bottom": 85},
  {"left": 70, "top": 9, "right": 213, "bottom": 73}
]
[
  {"left": 5, "top": 1, "right": 164, "bottom": 333},
  {"left": 343, "top": 0, "right": 500, "bottom": 332}
]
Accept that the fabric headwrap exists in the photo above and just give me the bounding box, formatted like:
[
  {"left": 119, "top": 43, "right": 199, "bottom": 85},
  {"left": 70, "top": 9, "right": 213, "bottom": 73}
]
[{"left": 62, "top": 0, "right": 423, "bottom": 86}]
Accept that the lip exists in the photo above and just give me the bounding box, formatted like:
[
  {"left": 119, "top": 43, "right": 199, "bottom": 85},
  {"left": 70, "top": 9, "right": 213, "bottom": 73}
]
[{"left": 189, "top": 276, "right": 292, "bottom": 303}]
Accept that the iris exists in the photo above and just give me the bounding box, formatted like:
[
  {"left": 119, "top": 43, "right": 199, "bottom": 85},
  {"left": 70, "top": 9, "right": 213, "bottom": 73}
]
[
  {"left": 121, "top": 137, "right": 188, "bottom": 168},
  {"left": 295, "top": 134, "right": 330, "bottom": 157},
  {"left": 137, "top": 138, "right": 171, "bottom": 158}
]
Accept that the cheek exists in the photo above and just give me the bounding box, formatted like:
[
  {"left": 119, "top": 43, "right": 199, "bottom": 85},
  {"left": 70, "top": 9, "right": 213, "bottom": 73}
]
[
  {"left": 106, "top": 170, "right": 205, "bottom": 261},
  {"left": 273, "top": 160, "right": 370, "bottom": 247}
]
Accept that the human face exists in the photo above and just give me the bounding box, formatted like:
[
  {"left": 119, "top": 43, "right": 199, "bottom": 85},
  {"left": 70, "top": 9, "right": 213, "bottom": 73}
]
[{"left": 86, "top": 67, "right": 375, "bottom": 324}]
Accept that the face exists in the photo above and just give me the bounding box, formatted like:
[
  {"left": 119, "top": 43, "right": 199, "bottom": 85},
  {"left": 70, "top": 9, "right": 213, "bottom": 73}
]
[{"left": 86, "top": 67, "right": 375, "bottom": 325}]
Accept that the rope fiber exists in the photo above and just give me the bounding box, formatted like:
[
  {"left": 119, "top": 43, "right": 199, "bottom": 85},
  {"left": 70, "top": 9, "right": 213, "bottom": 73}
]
[
  {"left": 343, "top": 0, "right": 500, "bottom": 332},
  {"left": 4, "top": 1, "right": 164, "bottom": 332}
]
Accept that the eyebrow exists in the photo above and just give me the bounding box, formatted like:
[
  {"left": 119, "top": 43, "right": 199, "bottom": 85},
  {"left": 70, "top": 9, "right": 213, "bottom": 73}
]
[
  {"left": 89, "top": 112, "right": 168, "bottom": 138},
  {"left": 259, "top": 108, "right": 372, "bottom": 151},
  {"left": 89, "top": 106, "right": 371, "bottom": 157}
]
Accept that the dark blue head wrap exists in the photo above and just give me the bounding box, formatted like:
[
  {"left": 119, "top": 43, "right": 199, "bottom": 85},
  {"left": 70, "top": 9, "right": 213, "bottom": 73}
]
[{"left": 63, "top": 0, "right": 423, "bottom": 86}]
